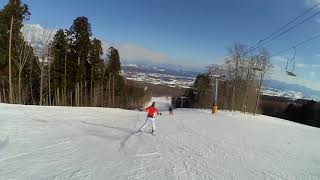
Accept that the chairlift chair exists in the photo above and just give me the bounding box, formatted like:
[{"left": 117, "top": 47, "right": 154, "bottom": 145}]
[{"left": 286, "top": 47, "right": 297, "bottom": 77}]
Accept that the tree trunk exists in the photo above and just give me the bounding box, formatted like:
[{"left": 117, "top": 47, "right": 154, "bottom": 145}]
[
  {"left": 61, "top": 89, "right": 64, "bottom": 106},
  {"left": 108, "top": 73, "right": 111, "bottom": 107},
  {"left": 112, "top": 75, "right": 115, "bottom": 108},
  {"left": 104, "top": 83, "right": 107, "bottom": 107},
  {"left": 93, "top": 86, "right": 96, "bottom": 106},
  {"left": 80, "top": 81, "right": 83, "bottom": 106},
  {"left": 77, "top": 56, "right": 80, "bottom": 106},
  {"left": 70, "top": 91, "right": 73, "bottom": 106},
  {"left": 40, "top": 68, "right": 44, "bottom": 106},
  {"left": 84, "top": 81, "right": 87, "bottom": 106},
  {"left": 8, "top": 16, "right": 14, "bottom": 104},
  {"left": 48, "top": 63, "right": 51, "bottom": 106},
  {"left": 75, "top": 86, "right": 78, "bottom": 106},
  {"left": 64, "top": 52, "right": 67, "bottom": 106},
  {"left": 1, "top": 80, "right": 6, "bottom": 103},
  {"left": 18, "top": 70, "right": 22, "bottom": 104},
  {"left": 242, "top": 68, "right": 251, "bottom": 113},
  {"left": 231, "top": 55, "right": 240, "bottom": 111},
  {"left": 98, "top": 84, "right": 103, "bottom": 107},
  {"left": 90, "top": 65, "right": 93, "bottom": 106},
  {"left": 57, "top": 88, "right": 60, "bottom": 106},
  {"left": 29, "top": 63, "right": 35, "bottom": 105},
  {"left": 254, "top": 72, "right": 263, "bottom": 115}
]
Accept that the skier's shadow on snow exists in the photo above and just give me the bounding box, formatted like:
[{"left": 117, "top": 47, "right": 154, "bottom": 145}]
[
  {"left": 0, "top": 136, "right": 9, "bottom": 150},
  {"left": 81, "top": 121, "right": 137, "bottom": 151},
  {"left": 81, "top": 121, "right": 137, "bottom": 133}
]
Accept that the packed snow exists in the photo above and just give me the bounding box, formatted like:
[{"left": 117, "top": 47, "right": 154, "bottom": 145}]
[
  {"left": 0, "top": 97, "right": 319, "bottom": 180},
  {"left": 121, "top": 64, "right": 196, "bottom": 88}
]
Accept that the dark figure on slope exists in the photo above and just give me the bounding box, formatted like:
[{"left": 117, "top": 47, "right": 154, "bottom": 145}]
[{"left": 169, "top": 105, "right": 173, "bottom": 115}]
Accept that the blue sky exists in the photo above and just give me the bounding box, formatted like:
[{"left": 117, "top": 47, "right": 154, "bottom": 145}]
[{"left": 1, "top": 0, "right": 320, "bottom": 90}]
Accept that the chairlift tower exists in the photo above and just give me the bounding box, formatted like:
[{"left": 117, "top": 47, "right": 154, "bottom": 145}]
[{"left": 209, "top": 73, "right": 225, "bottom": 114}]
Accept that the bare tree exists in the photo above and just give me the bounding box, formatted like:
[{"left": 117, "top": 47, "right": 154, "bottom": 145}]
[
  {"left": 28, "top": 60, "right": 36, "bottom": 105},
  {"left": 241, "top": 56, "right": 256, "bottom": 113},
  {"left": 48, "top": 48, "right": 52, "bottom": 106},
  {"left": 13, "top": 38, "right": 32, "bottom": 104},
  {"left": 31, "top": 29, "right": 53, "bottom": 105},
  {"left": 253, "top": 50, "right": 272, "bottom": 115},
  {"left": 227, "top": 43, "right": 248, "bottom": 111},
  {"left": 201, "top": 44, "right": 273, "bottom": 114}
]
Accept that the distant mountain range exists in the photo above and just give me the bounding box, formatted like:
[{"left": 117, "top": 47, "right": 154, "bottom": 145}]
[
  {"left": 121, "top": 63, "right": 320, "bottom": 101},
  {"left": 121, "top": 63, "right": 197, "bottom": 88},
  {"left": 263, "top": 79, "right": 320, "bottom": 101}
]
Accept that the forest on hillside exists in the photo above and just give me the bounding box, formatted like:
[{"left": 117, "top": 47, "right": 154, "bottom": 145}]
[{"left": 0, "top": 0, "right": 150, "bottom": 109}]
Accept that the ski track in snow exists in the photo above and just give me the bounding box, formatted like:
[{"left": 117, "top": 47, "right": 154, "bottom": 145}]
[{"left": 0, "top": 97, "right": 320, "bottom": 180}]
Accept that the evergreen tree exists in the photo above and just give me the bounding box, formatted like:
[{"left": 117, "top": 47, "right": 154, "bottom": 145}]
[
  {"left": 67, "top": 16, "right": 92, "bottom": 106},
  {"left": 0, "top": 0, "right": 30, "bottom": 75},
  {"left": 89, "top": 38, "right": 104, "bottom": 81},
  {"left": 0, "top": 3, "right": 149, "bottom": 108},
  {"left": 51, "top": 29, "right": 67, "bottom": 90},
  {"left": 0, "top": 0, "right": 30, "bottom": 103},
  {"left": 106, "top": 46, "right": 121, "bottom": 75},
  {"left": 88, "top": 38, "right": 103, "bottom": 105},
  {"left": 105, "top": 46, "right": 124, "bottom": 107},
  {"left": 51, "top": 29, "right": 68, "bottom": 105}
]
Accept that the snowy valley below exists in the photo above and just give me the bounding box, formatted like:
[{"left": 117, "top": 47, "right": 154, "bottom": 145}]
[
  {"left": 0, "top": 97, "right": 319, "bottom": 180},
  {"left": 121, "top": 64, "right": 197, "bottom": 88},
  {"left": 121, "top": 63, "right": 320, "bottom": 101}
]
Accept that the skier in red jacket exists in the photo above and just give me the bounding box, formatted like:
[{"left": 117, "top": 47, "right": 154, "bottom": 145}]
[{"left": 137, "top": 102, "right": 161, "bottom": 134}]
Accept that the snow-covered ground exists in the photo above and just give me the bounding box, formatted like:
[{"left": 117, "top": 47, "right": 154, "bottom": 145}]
[
  {"left": 0, "top": 97, "right": 319, "bottom": 180},
  {"left": 262, "top": 87, "right": 306, "bottom": 100},
  {"left": 121, "top": 64, "right": 196, "bottom": 88}
]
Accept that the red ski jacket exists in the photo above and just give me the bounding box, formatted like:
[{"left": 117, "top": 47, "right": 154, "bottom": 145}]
[{"left": 145, "top": 106, "right": 160, "bottom": 118}]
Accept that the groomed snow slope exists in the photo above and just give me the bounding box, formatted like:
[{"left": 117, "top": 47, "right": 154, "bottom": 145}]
[{"left": 0, "top": 100, "right": 319, "bottom": 180}]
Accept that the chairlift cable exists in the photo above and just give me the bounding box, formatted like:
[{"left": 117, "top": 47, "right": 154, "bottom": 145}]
[{"left": 244, "top": 2, "right": 320, "bottom": 55}]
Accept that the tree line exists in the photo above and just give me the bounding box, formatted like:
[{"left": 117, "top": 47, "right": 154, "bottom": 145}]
[
  {"left": 0, "top": 0, "right": 150, "bottom": 109},
  {"left": 185, "top": 43, "right": 272, "bottom": 114}
]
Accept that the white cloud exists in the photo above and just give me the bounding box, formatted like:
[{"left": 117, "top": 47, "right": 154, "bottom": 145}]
[
  {"left": 310, "top": 71, "right": 316, "bottom": 78},
  {"left": 102, "top": 42, "right": 171, "bottom": 64},
  {"left": 101, "top": 41, "right": 207, "bottom": 71},
  {"left": 270, "top": 64, "right": 320, "bottom": 91},
  {"left": 271, "top": 56, "right": 287, "bottom": 63},
  {"left": 296, "top": 63, "right": 309, "bottom": 68},
  {"left": 270, "top": 56, "right": 320, "bottom": 90},
  {"left": 305, "top": 0, "right": 320, "bottom": 6},
  {"left": 22, "top": 23, "right": 206, "bottom": 71},
  {"left": 22, "top": 24, "right": 57, "bottom": 43}
]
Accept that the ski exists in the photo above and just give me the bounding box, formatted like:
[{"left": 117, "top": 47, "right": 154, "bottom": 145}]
[{"left": 136, "top": 130, "right": 156, "bottom": 136}]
